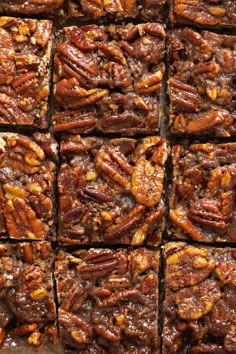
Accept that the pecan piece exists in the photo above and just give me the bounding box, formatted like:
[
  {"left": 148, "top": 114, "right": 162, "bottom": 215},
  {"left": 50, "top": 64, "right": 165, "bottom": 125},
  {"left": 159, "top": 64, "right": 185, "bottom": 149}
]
[
  {"left": 169, "top": 79, "right": 201, "bottom": 113},
  {"left": 65, "top": 27, "right": 96, "bottom": 51},
  {"left": 131, "top": 157, "right": 164, "bottom": 207},
  {"left": 169, "top": 208, "right": 205, "bottom": 241},
  {"left": 12, "top": 71, "right": 38, "bottom": 95},
  {"left": 0, "top": 93, "right": 31, "bottom": 125},
  {"left": 95, "top": 145, "right": 132, "bottom": 190},
  {"left": 4, "top": 197, "right": 46, "bottom": 239},
  {"left": 33, "top": 20, "right": 52, "bottom": 48},
  {"left": 189, "top": 198, "right": 227, "bottom": 232},
  {"left": 224, "top": 324, "right": 236, "bottom": 352},
  {"left": 14, "top": 53, "right": 40, "bottom": 70},
  {"left": 104, "top": 205, "right": 144, "bottom": 242},
  {"left": 165, "top": 245, "right": 215, "bottom": 290},
  {"left": 98, "top": 289, "right": 140, "bottom": 307},
  {"left": 58, "top": 42, "right": 99, "bottom": 79},
  {"left": 0, "top": 28, "right": 15, "bottom": 85},
  {"left": 175, "top": 280, "right": 221, "bottom": 320},
  {"left": 79, "top": 258, "right": 118, "bottom": 280},
  {"left": 135, "top": 70, "right": 163, "bottom": 94},
  {"left": 215, "top": 261, "right": 236, "bottom": 286},
  {"left": 98, "top": 43, "right": 126, "bottom": 65}
]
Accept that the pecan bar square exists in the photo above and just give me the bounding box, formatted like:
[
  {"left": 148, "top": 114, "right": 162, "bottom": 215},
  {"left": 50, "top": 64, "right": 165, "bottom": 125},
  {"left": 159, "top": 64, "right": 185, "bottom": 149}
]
[
  {"left": 163, "top": 242, "right": 236, "bottom": 354},
  {"left": 0, "top": 133, "right": 57, "bottom": 240},
  {"left": 169, "top": 142, "right": 236, "bottom": 243},
  {"left": 58, "top": 135, "right": 168, "bottom": 245},
  {"left": 55, "top": 247, "right": 159, "bottom": 353},
  {"left": 0, "top": 17, "right": 53, "bottom": 128},
  {"left": 0, "top": 241, "right": 57, "bottom": 351},
  {"left": 0, "top": 0, "right": 64, "bottom": 16},
  {"left": 68, "top": 0, "right": 167, "bottom": 21},
  {"left": 53, "top": 23, "right": 165, "bottom": 135},
  {"left": 168, "top": 28, "right": 236, "bottom": 137},
  {"left": 170, "top": 0, "right": 236, "bottom": 28}
]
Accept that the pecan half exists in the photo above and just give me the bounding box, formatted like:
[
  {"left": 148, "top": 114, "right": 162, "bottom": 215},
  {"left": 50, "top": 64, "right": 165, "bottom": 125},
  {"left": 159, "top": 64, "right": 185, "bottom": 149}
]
[
  {"left": 165, "top": 245, "right": 216, "bottom": 290},
  {"left": 131, "top": 157, "right": 164, "bottom": 207}
]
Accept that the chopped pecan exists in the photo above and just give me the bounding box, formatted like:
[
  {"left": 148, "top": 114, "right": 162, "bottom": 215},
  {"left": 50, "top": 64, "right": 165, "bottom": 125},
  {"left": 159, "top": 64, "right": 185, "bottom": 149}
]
[
  {"left": 175, "top": 280, "right": 221, "bottom": 320},
  {"left": 104, "top": 205, "right": 144, "bottom": 242},
  {"left": 58, "top": 42, "right": 99, "bottom": 82}
]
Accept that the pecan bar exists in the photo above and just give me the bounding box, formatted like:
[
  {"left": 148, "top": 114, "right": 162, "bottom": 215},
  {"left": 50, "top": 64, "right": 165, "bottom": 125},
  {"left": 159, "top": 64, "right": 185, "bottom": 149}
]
[
  {"left": 170, "top": 0, "right": 236, "bottom": 28},
  {"left": 0, "top": 133, "right": 57, "bottom": 240},
  {"left": 0, "top": 17, "right": 53, "bottom": 128},
  {"left": 0, "top": 0, "right": 63, "bottom": 16},
  {"left": 58, "top": 135, "right": 168, "bottom": 245},
  {"left": 55, "top": 247, "right": 159, "bottom": 353},
  {"left": 163, "top": 242, "right": 236, "bottom": 354},
  {"left": 169, "top": 142, "right": 236, "bottom": 243},
  {"left": 168, "top": 28, "right": 236, "bottom": 137},
  {"left": 0, "top": 241, "right": 57, "bottom": 351},
  {"left": 68, "top": 0, "right": 167, "bottom": 21},
  {"left": 53, "top": 23, "right": 165, "bottom": 135}
]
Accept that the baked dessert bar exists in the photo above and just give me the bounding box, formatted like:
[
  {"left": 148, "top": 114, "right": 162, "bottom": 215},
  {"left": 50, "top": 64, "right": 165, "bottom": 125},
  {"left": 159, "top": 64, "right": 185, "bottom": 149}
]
[
  {"left": 53, "top": 23, "right": 165, "bottom": 135},
  {"left": 0, "top": 17, "right": 53, "bottom": 128},
  {"left": 0, "top": 133, "right": 57, "bottom": 240},
  {"left": 168, "top": 28, "right": 236, "bottom": 137},
  {"left": 0, "top": 241, "right": 57, "bottom": 351},
  {"left": 55, "top": 247, "right": 159, "bottom": 353},
  {"left": 163, "top": 242, "right": 236, "bottom": 353},
  {"left": 169, "top": 142, "right": 236, "bottom": 243},
  {"left": 58, "top": 135, "right": 168, "bottom": 245}
]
